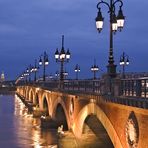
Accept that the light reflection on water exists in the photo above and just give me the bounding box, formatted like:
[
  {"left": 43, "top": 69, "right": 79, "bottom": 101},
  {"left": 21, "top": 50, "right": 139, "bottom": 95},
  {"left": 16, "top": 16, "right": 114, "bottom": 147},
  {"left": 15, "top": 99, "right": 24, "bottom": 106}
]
[{"left": 0, "top": 94, "right": 58, "bottom": 148}]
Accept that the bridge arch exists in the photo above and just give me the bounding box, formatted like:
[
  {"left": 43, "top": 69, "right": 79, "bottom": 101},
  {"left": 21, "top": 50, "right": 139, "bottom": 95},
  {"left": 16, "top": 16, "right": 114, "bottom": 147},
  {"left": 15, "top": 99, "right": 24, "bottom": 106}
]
[
  {"left": 29, "top": 89, "right": 34, "bottom": 102},
  {"left": 19, "top": 87, "right": 23, "bottom": 96},
  {"left": 73, "top": 103, "right": 123, "bottom": 148},
  {"left": 41, "top": 93, "right": 51, "bottom": 116},
  {"left": 43, "top": 97, "right": 49, "bottom": 116},
  {"left": 25, "top": 87, "right": 30, "bottom": 100},
  {"left": 33, "top": 93, "right": 39, "bottom": 106},
  {"left": 52, "top": 97, "right": 70, "bottom": 130},
  {"left": 22, "top": 87, "right": 25, "bottom": 97},
  {"left": 23, "top": 88, "right": 26, "bottom": 98}
]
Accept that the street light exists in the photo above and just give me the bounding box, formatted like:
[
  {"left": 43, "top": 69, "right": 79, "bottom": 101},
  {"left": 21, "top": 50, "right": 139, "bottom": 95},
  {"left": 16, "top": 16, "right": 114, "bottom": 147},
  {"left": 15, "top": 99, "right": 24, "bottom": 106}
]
[
  {"left": 39, "top": 51, "right": 49, "bottom": 81},
  {"left": 75, "top": 64, "right": 80, "bottom": 80},
  {"left": 20, "top": 73, "right": 24, "bottom": 81},
  {"left": 26, "top": 64, "right": 33, "bottom": 82},
  {"left": 55, "top": 71, "right": 60, "bottom": 80},
  {"left": 23, "top": 70, "right": 29, "bottom": 83},
  {"left": 49, "top": 73, "right": 53, "bottom": 80},
  {"left": 63, "top": 69, "right": 68, "bottom": 79},
  {"left": 54, "top": 35, "right": 71, "bottom": 88},
  {"left": 96, "top": 0, "right": 125, "bottom": 77},
  {"left": 31, "top": 59, "right": 39, "bottom": 82},
  {"left": 16, "top": 74, "right": 24, "bottom": 84},
  {"left": 91, "top": 59, "right": 99, "bottom": 79},
  {"left": 120, "top": 52, "right": 129, "bottom": 78}
]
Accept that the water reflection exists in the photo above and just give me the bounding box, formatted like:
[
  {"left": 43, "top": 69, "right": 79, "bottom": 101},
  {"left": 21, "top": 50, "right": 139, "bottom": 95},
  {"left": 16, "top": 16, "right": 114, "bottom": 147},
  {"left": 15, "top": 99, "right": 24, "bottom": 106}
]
[{"left": 0, "top": 94, "right": 58, "bottom": 148}]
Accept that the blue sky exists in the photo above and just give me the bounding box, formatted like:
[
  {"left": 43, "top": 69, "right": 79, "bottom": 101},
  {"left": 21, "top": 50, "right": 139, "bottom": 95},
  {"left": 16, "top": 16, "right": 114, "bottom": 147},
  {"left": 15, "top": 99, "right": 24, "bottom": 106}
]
[{"left": 0, "top": 0, "right": 148, "bottom": 80}]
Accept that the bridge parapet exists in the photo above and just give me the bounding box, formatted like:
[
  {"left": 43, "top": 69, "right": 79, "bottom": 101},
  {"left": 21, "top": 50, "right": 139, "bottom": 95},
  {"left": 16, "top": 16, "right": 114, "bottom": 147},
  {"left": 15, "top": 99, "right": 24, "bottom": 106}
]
[
  {"left": 120, "top": 77, "right": 148, "bottom": 98},
  {"left": 16, "top": 75, "right": 148, "bottom": 109}
]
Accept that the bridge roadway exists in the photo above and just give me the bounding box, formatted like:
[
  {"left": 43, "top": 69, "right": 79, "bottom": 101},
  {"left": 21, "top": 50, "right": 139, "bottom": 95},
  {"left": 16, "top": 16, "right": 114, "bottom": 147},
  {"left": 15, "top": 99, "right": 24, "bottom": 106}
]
[{"left": 16, "top": 79, "right": 148, "bottom": 148}]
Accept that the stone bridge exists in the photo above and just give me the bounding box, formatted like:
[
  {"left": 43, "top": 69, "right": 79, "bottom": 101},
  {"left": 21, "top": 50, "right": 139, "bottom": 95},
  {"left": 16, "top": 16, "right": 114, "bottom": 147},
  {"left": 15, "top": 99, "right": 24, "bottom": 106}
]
[{"left": 16, "top": 85, "right": 148, "bottom": 148}]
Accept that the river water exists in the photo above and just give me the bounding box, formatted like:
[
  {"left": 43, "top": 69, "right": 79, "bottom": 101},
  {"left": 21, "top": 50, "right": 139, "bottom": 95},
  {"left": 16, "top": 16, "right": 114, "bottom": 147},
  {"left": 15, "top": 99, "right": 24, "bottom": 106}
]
[{"left": 0, "top": 94, "right": 58, "bottom": 148}]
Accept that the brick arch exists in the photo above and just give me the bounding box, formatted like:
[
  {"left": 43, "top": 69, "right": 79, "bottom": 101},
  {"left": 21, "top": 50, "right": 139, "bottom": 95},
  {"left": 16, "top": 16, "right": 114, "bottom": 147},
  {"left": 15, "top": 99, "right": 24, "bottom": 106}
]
[
  {"left": 23, "top": 87, "right": 27, "bottom": 98},
  {"left": 52, "top": 97, "right": 70, "bottom": 129},
  {"left": 25, "top": 86, "right": 28, "bottom": 98},
  {"left": 25, "top": 86, "right": 29, "bottom": 99},
  {"left": 17, "top": 87, "right": 21, "bottom": 94},
  {"left": 72, "top": 103, "right": 123, "bottom": 148},
  {"left": 23, "top": 88, "right": 26, "bottom": 97},
  {"left": 40, "top": 93, "right": 51, "bottom": 116},
  {"left": 16, "top": 87, "right": 20, "bottom": 93},
  {"left": 28, "top": 88, "right": 35, "bottom": 102},
  {"left": 19, "top": 87, "right": 23, "bottom": 96},
  {"left": 21, "top": 87, "right": 24, "bottom": 96},
  {"left": 25, "top": 86, "right": 30, "bottom": 100},
  {"left": 33, "top": 92, "right": 39, "bottom": 105}
]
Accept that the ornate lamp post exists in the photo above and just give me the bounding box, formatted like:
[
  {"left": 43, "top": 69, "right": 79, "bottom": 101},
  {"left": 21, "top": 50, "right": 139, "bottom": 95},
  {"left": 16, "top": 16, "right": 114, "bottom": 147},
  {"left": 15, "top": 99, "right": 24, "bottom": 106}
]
[
  {"left": 75, "top": 64, "right": 80, "bottom": 80},
  {"left": 23, "top": 71, "right": 29, "bottom": 83},
  {"left": 26, "top": 64, "right": 32, "bottom": 82},
  {"left": 120, "top": 52, "right": 129, "bottom": 78},
  {"left": 18, "top": 73, "right": 25, "bottom": 84},
  {"left": 63, "top": 69, "right": 68, "bottom": 79},
  {"left": 39, "top": 51, "right": 49, "bottom": 81},
  {"left": 32, "top": 59, "right": 39, "bottom": 82},
  {"left": 26, "top": 68, "right": 30, "bottom": 82},
  {"left": 20, "top": 73, "right": 24, "bottom": 81},
  {"left": 95, "top": 0, "right": 125, "bottom": 77},
  {"left": 54, "top": 35, "right": 71, "bottom": 88},
  {"left": 49, "top": 73, "right": 53, "bottom": 79},
  {"left": 91, "top": 59, "right": 99, "bottom": 79},
  {"left": 55, "top": 71, "right": 60, "bottom": 80}
]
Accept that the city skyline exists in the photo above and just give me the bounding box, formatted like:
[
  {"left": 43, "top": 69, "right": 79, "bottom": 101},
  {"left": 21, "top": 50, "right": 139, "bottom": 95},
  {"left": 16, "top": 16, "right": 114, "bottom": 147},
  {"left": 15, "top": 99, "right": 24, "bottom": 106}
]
[{"left": 0, "top": 0, "right": 147, "bottom": 80}]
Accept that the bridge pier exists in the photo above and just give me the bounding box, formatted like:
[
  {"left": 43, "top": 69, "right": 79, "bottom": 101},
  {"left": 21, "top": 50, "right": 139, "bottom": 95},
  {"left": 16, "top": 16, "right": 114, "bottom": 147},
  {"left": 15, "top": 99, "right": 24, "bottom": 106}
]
[
  {"left": 16, "top": 93, "right": 35, "bottom": 113},
  {"left": 32, "top": 107, "right": 44, "bottom": 118},
  {"left": 40, "top": 115, "right": 59, "bottom": 129}
]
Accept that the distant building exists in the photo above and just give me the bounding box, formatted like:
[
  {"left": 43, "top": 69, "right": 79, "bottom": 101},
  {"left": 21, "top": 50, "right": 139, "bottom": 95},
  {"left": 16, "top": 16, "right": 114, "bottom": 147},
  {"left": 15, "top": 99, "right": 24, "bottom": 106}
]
[
  {"left": 1, "top": 71, "right": 5, "bottom": 82},
  {"left": 124, "top": 72, "right": 148, "bottom": 79}
]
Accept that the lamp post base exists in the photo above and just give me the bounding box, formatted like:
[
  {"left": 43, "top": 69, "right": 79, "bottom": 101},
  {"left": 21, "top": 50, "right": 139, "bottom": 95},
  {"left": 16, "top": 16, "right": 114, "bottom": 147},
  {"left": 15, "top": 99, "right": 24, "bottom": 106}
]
[
  {"left": 107, "top": 64, "right": 117, "bottom": 78},
  {"left": 106, "top": 64, "right": 117, "bottom": 95}
]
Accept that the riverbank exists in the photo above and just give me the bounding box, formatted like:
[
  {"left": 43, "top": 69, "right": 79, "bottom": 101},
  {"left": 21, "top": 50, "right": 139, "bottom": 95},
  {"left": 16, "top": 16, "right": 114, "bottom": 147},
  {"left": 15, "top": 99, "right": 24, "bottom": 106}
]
[{"left": 0, "top": 86, "right": 16, "bottom": 94}]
